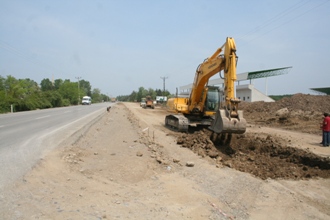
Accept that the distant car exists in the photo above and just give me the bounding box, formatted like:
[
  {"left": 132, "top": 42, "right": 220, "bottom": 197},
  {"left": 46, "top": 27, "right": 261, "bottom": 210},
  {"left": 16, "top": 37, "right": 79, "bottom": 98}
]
[
  {"left": 82, "top": 96, "right": 92, "bottom": 105},
  {"left": 140, "top": 101, "right": 146, "bottom": 107}
]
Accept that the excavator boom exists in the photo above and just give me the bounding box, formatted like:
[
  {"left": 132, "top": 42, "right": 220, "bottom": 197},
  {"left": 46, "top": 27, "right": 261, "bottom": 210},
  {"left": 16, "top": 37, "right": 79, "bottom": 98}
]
[{"left": 165, "top": 37, "right": 246, "bottom": 135}]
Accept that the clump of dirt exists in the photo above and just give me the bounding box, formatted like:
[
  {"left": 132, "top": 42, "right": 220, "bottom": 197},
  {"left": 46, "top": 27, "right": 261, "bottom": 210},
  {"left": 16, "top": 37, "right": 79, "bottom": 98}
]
[
  {"left": 240, "top": 94, "right": 330, "bottom": 134},
  {"left": 173, "top": 94, "right": 330, "bottom": 179},
  {"left": 177, "top": 129, "right": 330, "bottom": 180}
]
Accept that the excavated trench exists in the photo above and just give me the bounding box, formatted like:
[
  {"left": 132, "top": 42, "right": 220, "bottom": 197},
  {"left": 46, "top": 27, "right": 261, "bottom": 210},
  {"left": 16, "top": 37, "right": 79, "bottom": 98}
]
[{"left": 176, "top": 129, "right": 330, "bottom": 180}]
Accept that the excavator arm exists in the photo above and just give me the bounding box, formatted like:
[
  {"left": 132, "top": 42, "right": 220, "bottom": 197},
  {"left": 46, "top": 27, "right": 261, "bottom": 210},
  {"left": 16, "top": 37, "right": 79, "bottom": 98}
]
[
  {"left": 165, "top": 37, "right": 246, "bottom": 134},
  {"left": 188, "top": 38, "right": 238, "bottom": 114},
  {"left": 209, "top": 37, "right": 246, "bottom": 134},
  {"left": 188, "top": 47, "right": 225, "bottom": 113}
]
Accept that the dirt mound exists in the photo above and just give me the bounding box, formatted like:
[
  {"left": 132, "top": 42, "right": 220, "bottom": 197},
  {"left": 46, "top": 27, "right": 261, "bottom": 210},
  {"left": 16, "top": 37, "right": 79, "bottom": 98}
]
[
  {"left": 175, "top": 94, "right": 330, "bottom": 180},
  {"left": 177, "top": 129, "right": 330, "bottom": 180},
  {"left": 240, "top": 94, "right": 330, "bottom": 134}
]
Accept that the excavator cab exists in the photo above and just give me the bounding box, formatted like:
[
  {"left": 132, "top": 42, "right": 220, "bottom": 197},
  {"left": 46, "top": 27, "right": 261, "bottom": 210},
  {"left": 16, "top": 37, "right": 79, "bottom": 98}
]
[{"left": 205, "top": 87, "right": 220, "bottom": 112}]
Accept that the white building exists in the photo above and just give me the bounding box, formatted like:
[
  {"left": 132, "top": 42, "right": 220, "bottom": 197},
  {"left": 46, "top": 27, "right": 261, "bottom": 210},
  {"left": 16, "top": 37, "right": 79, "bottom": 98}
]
[{"left": 234, "top": 84, "right": 274, "bottom": 102}]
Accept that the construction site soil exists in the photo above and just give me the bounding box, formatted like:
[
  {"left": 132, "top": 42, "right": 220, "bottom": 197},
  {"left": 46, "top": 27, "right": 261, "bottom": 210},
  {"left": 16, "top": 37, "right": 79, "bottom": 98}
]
[
  {"left": 240, "top": 93, "right": 330, "bottom": 135},
  {"left": 2, "top": 93, "right": 330, "bottom": 219},
  {"left": 176, "top": 93, "right": 330, "bottom": 180}
]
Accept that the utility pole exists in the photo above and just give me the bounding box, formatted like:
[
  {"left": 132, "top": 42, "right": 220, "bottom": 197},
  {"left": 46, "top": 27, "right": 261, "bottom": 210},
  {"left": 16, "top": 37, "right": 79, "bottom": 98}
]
[
  {"left": 76, "top": 76, "right": 81, "bottom": 105},
  {"left": 160, "top": 76, "right": 168, "bottom": 102}
]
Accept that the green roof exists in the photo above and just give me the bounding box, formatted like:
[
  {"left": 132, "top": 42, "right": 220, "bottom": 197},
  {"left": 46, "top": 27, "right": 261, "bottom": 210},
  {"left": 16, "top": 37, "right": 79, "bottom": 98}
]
[
  {"left": 247, "top": 66, "right": 292, "bottom": 79},
  {"left": 310, "top": 87, "right": 330, "bottom": 95}
]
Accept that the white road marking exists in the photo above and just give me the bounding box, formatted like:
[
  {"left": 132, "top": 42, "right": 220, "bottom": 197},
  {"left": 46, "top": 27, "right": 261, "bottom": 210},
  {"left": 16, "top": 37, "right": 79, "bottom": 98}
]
[{"left": 35, "top": 115, "right": 50, "bottom": 120}]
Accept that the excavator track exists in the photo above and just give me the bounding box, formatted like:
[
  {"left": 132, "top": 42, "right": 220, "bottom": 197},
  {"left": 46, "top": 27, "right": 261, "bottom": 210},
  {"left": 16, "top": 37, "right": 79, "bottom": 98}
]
[{"left": 165, "top": 114, "right": 189, "bottom": 132}]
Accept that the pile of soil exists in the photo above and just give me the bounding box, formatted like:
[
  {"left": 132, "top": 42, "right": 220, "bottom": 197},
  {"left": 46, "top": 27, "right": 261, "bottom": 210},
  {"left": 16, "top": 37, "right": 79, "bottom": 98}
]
[
  {"left": 176, "top": 94, "right": 330, "bottom": 180},
  {"left": 240, "top": 94, "right": 330, "bottom": 134},
  {"left": 177, "top": 130, "right": 330, "bottom": 180}
]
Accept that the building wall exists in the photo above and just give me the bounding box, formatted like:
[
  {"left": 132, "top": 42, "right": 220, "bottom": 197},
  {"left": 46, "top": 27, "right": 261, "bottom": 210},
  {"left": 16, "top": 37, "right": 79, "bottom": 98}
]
[
  {"left": 217, "top": 84, "right": 275, "bottom": 103},
  {"left": 236, "top": 84, "right": 253, "bottom": 102},
  {"left": 236, "top": 84, "right": 274, "bottom": 102}
]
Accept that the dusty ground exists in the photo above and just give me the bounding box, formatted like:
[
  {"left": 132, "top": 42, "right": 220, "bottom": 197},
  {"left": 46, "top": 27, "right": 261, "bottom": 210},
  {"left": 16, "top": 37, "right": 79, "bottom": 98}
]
[
  {"left": 1, "top": 94, "right": 330, "bottom": 219},
  {"left": 240, "top": 93, "right": 330, "bottom": 135}
]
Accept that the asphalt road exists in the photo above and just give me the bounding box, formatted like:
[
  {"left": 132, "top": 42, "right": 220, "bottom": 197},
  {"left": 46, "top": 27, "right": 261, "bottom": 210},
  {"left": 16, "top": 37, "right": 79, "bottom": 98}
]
[{"left": 0, "top": 102, "right": 113, "bottom": 189}]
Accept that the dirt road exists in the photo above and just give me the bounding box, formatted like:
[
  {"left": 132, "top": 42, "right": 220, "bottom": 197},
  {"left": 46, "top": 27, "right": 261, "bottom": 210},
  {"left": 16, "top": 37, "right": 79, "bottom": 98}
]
[{"left": 1, "top": 102, "right": 330, "bottom": 219}]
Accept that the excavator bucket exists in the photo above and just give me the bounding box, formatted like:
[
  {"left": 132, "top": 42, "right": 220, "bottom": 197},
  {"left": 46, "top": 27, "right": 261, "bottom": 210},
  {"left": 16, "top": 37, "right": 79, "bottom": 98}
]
[{"left": 209, "top": 109, "right": 246, "bottom": 134}]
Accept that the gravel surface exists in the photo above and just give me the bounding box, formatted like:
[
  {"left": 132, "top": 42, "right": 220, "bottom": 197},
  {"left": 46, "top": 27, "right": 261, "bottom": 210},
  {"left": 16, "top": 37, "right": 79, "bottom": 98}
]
[{"left": 1, "top": 97, "right": 330, "bottom": 219}]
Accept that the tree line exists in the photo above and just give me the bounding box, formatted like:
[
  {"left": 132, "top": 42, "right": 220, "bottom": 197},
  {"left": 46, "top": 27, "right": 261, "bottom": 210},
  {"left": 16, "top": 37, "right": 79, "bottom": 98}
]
[
  {"left": 116, "top": 86, "right": 171, "bottom": 102},
  {"left": 0, "top": 75, "right": 109, "bottom": 113}
]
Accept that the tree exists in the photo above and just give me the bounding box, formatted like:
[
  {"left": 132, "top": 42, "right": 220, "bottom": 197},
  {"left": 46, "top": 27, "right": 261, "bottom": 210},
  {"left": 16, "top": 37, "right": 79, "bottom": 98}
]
[
  {"left": 79, "top": 79, "right": 92, "bottom": 96},
  {"left": 147, "top": 88, "right": 156, "bottom": 100},
  {"left": 155, "top": 89, "right": 163, "bottom": 96},
  {"left": 117, "top": 94, "right": 130, "bottom": 102},
  {"left": 0, "top": 75, "right": 109, "bottom": 112},
  {"left": 43, "top": 90, "right": 63, "bottom": 107},
  {"left": 54, "top": 79, "right": 63, "bottom": 90},
  {"left": 100, "top": 93, "right": 109, "bottom": 102},
  {"left": 58, "top": 79, "right": 79, "bottom": 105},
  {"left": 136, "top": 87, "right": 148, "bottom": 102},
  {"left": 0, "top": 76, "right": 5, "bottom": 91},
  {"left": 91, "top": 88, "right": 102, "bottom": 103},
  {"left": 0, "top": 76, "right": 49, "bottom": 111},
  {"left": 0, "top": 75, "right": 8, "bottom": 113},
  {"left": 128, "top": 91, "right": 137, "bottom": 102},
  {"left": 91, "top": 89, "right": 110, "bottom": 103},
  {"left": 40, "top": 78, "right": 54, "bottom": 91},
  {"left": 155, "top": 88, "right": 171, "bottom": 97}
]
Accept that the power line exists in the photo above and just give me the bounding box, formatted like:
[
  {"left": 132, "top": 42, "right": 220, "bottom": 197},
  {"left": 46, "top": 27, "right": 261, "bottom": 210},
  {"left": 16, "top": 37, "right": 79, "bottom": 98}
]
[
  {"left": 237, "top": 0, "right": 329, "bottom": 46},
  {"left": 0, "top": 40, "right": 49, "bottom": 69},
  {"left": 236, "top": 0, "right": 310, "bottom": 41},
  {"left": 0, "top": 39, "right": 74, "bottom": 79}
]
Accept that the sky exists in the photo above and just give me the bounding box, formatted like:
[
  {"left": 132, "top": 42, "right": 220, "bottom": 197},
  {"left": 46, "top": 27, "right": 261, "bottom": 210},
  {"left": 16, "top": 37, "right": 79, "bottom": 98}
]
[{"left": 0, "top": 0, "right": 329, "bottom": 97}]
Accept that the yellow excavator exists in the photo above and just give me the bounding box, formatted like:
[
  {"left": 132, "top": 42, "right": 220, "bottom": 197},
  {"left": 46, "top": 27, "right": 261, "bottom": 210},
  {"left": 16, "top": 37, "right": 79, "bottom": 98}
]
[{"left": 165, "top": 37, "right": 246, "bottom": 136}]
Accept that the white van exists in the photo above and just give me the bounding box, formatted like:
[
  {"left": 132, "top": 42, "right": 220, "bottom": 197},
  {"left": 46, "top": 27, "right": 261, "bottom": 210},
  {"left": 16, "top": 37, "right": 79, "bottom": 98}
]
[{"left": 82, "top": 96, "right": 92, "bottom": 105}]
